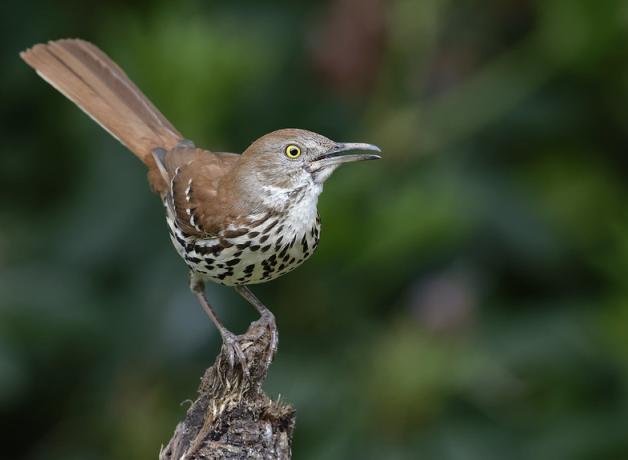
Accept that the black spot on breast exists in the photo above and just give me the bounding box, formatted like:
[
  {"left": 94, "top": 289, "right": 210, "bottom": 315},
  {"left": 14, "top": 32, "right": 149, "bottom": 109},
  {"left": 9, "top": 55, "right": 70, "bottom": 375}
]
[
  {"left": 289, "top": 236, "right": 296, "bottom": 248},
  {"left": 174, "top": 233, "right": 187, "bottom": 247},
  {"left": 275, "top": 225, "right": 284, "bottom": 234},
  {"left": 226, "top": 258, "right": 240, "bottom": 266},
  {"left": 187, "top": 256, "right": 202, "bottom": 264},
  {"left": 261, "top": 244, "right": 271, "bottom": 252},
  {"left": 236, "top": 241, "right": 250, "bottom": 250},
  {"left": 274, "top": 236, "right": 284, "bottom": 250},
  {"left": 250, "top": 245, "right": 260, "bottom": 251},
  {"left": 233, "top": 251, "right": 243, "bottom": 258},
  {"left": 194, "top": 245, "right": 210, "bottom": 255},
  {"left": 260, "top": 234, "right": 270, "bottom": 243},
  {"left": 209, "top": 246, "right": 223, "bottom": 256},
  {"left": 263, "top": 220, "right": 278, "bottom": 234},
  {"left": 248, "top": 231, "right": 260, "bottom": 239},
  {"left": 244, "top": 264, "right": 255, "bottom": 273}
]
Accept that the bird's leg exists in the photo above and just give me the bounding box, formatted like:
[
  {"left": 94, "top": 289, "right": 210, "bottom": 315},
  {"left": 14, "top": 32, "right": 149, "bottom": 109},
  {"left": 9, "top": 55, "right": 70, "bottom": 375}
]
[
  {"left": 234, "top": 286, "right": 278, "bottom": 361},
  {"left": 190, "top": 275, "right": 249, "bottom": 378}
]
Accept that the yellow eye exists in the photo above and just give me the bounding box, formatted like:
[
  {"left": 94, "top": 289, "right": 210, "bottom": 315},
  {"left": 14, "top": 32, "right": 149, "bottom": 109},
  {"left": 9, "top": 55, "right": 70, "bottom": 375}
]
[{"left": 285, "top": 144, "right": 302, "bottom": 159}]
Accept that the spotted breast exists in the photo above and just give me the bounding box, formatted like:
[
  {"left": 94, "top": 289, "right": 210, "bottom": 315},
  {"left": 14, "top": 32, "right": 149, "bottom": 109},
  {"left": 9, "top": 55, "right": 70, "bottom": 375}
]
[{"left": 163, "top": 170, "right": 322, "bottom": 286}]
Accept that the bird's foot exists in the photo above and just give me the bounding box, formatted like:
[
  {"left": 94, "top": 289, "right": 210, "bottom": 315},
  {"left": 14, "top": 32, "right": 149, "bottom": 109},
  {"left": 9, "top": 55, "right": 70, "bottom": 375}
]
[
  {"left": 251, "top": 311, "right": 278, "bottom": 367},
  {"left": 219, "top": 329, "right": 250, "bottom": 380},
  {"left": 232, "top": 286, "right": 278, "bottom": 367}
]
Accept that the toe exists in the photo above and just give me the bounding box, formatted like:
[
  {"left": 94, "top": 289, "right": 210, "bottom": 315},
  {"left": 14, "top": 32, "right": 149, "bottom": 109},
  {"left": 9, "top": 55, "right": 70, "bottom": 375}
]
[{"left": 220, "top": 331, "right": 250, "bottom": 379}]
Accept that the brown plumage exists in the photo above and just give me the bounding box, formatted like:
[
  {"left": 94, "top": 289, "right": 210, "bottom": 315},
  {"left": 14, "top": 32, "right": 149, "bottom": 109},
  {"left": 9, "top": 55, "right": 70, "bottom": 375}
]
[
  {"left": 21, "top": 39, "right": 381, "bottom": 374},
  {"left": 20, "top": 39, "right": 181, "bottom": 192},
  {"left": 162, "top": 145, "right": 240, "bottom": 237}
]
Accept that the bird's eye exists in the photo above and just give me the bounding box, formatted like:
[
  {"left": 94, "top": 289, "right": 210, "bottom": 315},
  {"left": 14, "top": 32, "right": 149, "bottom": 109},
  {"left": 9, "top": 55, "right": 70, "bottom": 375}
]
[{"left": 285, "top": 144, "right": 302, "bottom": 159}]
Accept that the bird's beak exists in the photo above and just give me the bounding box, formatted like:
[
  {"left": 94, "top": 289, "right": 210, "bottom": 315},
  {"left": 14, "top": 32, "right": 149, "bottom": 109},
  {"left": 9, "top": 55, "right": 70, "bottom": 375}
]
[{"left": 310, "top": 143, "right": 382, "bottom": 171}]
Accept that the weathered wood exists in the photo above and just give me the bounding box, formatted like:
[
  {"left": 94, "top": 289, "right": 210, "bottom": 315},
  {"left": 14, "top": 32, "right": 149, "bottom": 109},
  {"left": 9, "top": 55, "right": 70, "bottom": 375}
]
[{"left": 160, "top": 319, "right": 294, "bottom": 460}]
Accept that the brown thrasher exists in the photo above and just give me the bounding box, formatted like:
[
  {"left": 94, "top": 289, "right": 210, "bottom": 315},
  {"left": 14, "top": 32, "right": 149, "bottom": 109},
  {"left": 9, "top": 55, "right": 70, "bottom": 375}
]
[{"left": 21, "top": 39, "right": 380, "bottom": 372}]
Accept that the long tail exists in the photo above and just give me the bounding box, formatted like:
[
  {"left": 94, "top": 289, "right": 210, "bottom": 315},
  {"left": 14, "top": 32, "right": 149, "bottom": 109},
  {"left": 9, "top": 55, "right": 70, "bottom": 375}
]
[{"left": 20, "top": 39, "right": 183, "bottom": 191}]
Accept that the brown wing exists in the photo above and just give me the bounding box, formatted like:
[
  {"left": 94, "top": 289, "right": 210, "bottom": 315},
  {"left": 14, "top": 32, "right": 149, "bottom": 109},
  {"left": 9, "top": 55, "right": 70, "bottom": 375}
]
[{"left": 160, "top": 146, "right": 240, "bottom": 237}]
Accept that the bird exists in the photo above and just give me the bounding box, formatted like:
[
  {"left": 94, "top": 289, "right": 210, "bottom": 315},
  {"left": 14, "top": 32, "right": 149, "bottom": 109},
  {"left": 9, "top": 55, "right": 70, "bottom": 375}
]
[{"left": 20, "top": 39, "right": 381, "bottom": 373}]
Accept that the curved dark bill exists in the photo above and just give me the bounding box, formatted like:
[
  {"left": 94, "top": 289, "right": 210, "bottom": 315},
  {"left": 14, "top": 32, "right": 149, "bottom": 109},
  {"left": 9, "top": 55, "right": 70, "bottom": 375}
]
[{"left": 311, "top": 142, "right": 382, "bottom": 169}]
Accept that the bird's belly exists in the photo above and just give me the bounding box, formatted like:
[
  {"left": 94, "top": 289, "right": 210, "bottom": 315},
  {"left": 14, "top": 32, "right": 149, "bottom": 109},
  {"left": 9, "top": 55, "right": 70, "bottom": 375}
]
[{"left": 166, "top": 214, "right": 320, "bottom": 286}]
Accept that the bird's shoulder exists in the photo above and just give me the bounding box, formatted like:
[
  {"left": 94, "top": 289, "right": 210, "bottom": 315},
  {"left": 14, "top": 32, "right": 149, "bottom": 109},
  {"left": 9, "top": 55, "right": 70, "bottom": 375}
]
[{"left": 163, "top": 146, "right": 241, "bottom": 237}]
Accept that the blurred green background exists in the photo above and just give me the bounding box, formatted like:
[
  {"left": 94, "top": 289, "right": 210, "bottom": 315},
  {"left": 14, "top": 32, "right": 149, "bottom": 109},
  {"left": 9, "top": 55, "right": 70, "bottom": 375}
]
[{"left": 2, "top": 0, "right": 628, "bottom": 458}]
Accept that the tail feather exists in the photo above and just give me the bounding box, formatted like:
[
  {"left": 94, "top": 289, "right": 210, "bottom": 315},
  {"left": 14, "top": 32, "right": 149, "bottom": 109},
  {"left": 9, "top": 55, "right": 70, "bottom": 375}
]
[{"left": 20, "top": 39, "right": 183, "bottom": 168}]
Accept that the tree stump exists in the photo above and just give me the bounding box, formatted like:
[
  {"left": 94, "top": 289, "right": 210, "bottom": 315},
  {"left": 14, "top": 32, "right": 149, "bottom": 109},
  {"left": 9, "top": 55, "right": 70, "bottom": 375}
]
[{"left": 160, "top": 319, "right": 295, "bottom": 460}]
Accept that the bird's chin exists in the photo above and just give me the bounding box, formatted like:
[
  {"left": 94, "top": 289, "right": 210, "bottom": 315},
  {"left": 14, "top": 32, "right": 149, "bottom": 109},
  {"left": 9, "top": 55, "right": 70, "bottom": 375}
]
[{"left": 310, "top": 165, "right": 339, "bottom": 184}]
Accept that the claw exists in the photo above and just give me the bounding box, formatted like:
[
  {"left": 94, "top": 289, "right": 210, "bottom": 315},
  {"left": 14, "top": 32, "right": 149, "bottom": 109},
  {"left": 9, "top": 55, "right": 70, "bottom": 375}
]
[
  {"left": 220, "top": 330, "right": 249, "bottom": 380},
  {"left": 233, "top": 286, "right": 279, "bottom": 368}
]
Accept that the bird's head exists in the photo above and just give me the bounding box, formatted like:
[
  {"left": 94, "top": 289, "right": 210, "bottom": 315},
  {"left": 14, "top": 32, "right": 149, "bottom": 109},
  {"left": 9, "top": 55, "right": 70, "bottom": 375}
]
[{"left": 239, "top": 129, "right": 381, "bottom": 192}]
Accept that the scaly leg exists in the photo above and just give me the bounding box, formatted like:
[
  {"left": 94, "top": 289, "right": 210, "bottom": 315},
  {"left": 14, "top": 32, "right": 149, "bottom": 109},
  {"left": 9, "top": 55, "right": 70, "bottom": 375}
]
[
  {"left": 234, "top": 285, "right": 278, "bottom": 361},
  {"left": 190, "top": 274, "right": 248, "bottom": 377}
]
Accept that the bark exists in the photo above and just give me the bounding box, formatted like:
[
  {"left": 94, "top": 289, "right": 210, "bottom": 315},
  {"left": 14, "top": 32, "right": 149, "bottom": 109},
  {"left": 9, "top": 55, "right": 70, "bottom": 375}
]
[{"left": 160, "top": 319, "right": 295, "bottom": 460}]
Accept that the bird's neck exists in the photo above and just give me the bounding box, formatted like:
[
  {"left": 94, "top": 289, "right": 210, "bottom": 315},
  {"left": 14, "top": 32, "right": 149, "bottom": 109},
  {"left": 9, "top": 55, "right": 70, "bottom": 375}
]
[{"left": 229, "top": 161, "right": 323, "bottom": 218}]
